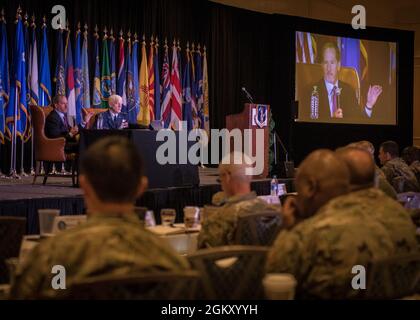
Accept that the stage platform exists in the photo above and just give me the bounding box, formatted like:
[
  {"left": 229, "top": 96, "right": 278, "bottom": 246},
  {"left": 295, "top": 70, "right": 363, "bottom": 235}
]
[{"left": 0, "top": 168, "right": 294, "bottom": 234}]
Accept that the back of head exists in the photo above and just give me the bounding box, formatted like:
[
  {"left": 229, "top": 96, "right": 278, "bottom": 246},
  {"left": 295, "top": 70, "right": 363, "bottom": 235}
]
[
  {"left": 336, "top": 147, "right": 375, "bottom": 191},
  {"left": 402, "top": 146, "right": 420, "bottom": 165},
  {"left": 296, "top": 149, "right": 350, "bottom": 218},
  {"left": 380, "top": 140, "right": 399, "bottom": 158},
  {"left": 80, "top": 136, "right": 144, "bottom": 203},
  {"left": 219, "top": 152, "right": 253, "bottom": 196},
  {"left": 347, "top": 140, "right": 375, "bottom": 158}
]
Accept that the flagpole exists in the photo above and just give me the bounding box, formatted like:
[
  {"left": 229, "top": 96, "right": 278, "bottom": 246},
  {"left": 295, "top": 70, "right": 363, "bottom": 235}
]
[{"left": 29, "top": 14, "right": 36, "bottom": 176}]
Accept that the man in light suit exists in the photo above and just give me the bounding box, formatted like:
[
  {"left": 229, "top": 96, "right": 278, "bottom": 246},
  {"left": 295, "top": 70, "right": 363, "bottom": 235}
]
[
  {"left": 95, "top": 95, "right": 129, "bottom": 130},
  {"left": 304, "top": 42, "right": 383, "bottom": 122}
]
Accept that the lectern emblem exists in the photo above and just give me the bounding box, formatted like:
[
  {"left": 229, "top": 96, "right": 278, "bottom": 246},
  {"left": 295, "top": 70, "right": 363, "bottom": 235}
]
[{"left": 253, "top": 105, "right": 268, "bottom": 128}]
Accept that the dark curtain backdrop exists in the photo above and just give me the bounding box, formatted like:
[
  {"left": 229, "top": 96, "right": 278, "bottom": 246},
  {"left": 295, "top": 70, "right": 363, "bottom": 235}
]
[{"left": 0, "top": 0, "right": 414, "bottom": 173}]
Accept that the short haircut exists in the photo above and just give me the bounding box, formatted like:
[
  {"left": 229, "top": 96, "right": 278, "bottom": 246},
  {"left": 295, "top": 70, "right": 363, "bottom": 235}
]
[
  {"left": 80, "top": 136, "right": 144, "bottom": 203},
  {"left": 380, "top": 140, "right": 399, "bottom": 158},
  {"left": 348, "top": 141, "right": 375, "bottom": 157},
  {"left": 402, "top": 146, "right": 420, "bottom": 164},
  {"left": 336, "top": 147, "right": 375, "bottom": 189},
  {"left": 108, "top": 94, "right": 122, "bottom": 106},
  {"left": 322, "top": 42, "right": 341, "bottom": 62},
  {"left": 52, "top": 94, "right": 66, "bottom": 106}
]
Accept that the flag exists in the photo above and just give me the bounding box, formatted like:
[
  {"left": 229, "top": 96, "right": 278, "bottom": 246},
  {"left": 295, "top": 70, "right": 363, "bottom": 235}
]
[
  {"left": 0, "top": 15, "right": 10, "bottom": 143},
  {"left": 160, "top": 41, "right": 171, "bottom": 128},
  {"left": 74, "top": 24, "right": 82, "bottom": 124},
  {"left": 28, "top": 18, "right": 38, "bottom": 106},
  {"left": 92, "top": 28, "right": 101, "bottom": 107},
  {"left": 194, "top": 46, "right": 204, "bottom": 129},
  {"left": 6, "top": 13, "right": 29, "bottom": 140},
  {"left": 65, "top": 29, "right": 76, "bottom": 122},
  {"left": 137, "top": 37, "right": 150, "bottom": 126},
  {"left": 148, "top": 37, "right": 155, "bottom": 122},
  {"left": 109, "top": 30, "right": 116, "bottom": 94},
  {"left": 54, "top": 29, "right": 65, "bottom": 95},
  {"left": 170, "top": 41, "right": 182, "bottom": 130},
  {"left": 80, "top": 27, "right": 90, "bottom": 111},
  {"left": 23, "top": 16, "right": 30, "bottom": 106},
  {"left": 153, "top": 38, "right": 161, "bottom": 120},
  {"left": 39, "top": 20, "right": 52, "bottom": 106},
  {"left": 189, "top": 46, "right": 199, "bottom": 129},
  {"left": 202, "top": 46, "right": 210, "bottom": 133},
  {"left": 126, "top": 34, "right": 139, "bottom": 123},
  {"left": 182, "top": 47, "right": 193, "bottom": 131},
  {"left": 100, "top": 30, "right": 111, "bottom": 108},
  {"left": 296, "top": 31, "right": 316, "bottom": 64},
  {"left": 117, "top": 32, "right": 126, "bottom": 111}
]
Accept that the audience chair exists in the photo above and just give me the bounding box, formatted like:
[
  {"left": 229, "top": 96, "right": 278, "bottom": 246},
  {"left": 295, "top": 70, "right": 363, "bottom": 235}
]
[
  {"left": 0, "top": 217, "right": 26, "bottom": 284},
  {"left": 30, "top": 105, "right": 78, "bottom": 186},
  {"left": 365, "top": 252, "right": 420, "bottom": 299},
  {"left": 52, "top": 271, "right": 200, "bottom": 300},
  {"left": 234, "top": 211, "right": 282, "bottom": 246},
  {"left": 188, "top": 245, "right": 269, "bottom": 299}
]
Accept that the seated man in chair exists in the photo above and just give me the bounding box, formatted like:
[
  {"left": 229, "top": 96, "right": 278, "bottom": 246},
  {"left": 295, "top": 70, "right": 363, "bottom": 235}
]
[
  {"left": 94, "top": 94, "right": 129, "bottom": 130},
  {"left": 45, "top": 94, "right": 93, "bottom": 153},
  {"left": 11, "top": 136, "right": 190, "bottom": 299}
]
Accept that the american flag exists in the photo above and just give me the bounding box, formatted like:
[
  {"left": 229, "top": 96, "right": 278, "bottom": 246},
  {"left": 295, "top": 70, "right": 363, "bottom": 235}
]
[{"left": 161, "top": 41, "right": 171, "bottom": 128}]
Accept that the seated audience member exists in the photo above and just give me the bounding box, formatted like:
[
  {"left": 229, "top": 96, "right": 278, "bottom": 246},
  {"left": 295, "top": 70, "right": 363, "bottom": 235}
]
[
  {"left": 45, "top": 94, "right": 93, "bottom": 153},
  {"left": 379, "top": 141, "right": 420, "bottom": 192},
  {"left": 11, "top": 136, "right": 190, "bottom": 299},
  {"left": 402, "top": 146, "right": 420, "bottom": 185},
  {"left": 94, "top": 94, "right": 129, "bottom": 129},
  {"left": 197, "top": 152, "right": 281, "bottom": 248},
  {"left": 347, "top": 140, "right": 397, "bottom": 199},
  {"left": 266, "top": 148, "right": 419, "bottom": 299}
]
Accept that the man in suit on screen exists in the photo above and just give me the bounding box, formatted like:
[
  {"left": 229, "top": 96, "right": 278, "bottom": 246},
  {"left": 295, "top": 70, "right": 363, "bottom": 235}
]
[{"left": 303, "top": 42, "right": 383, "bottom": 122}]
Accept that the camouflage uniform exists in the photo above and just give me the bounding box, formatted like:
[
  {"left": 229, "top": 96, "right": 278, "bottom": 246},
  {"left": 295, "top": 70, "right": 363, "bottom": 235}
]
[
  {"left": 409, "top": 160, "right": 420, "bottom": 185},
  {"left": 266, "top": 188, "right": 419, "bottom": 299},
  {"left": 11, "top": 213, "right": 190, "bottom": 299},
  {"left": 375, "top": 166, "right": 397, "bottom": 199},
  {"left": 198, "top": 192, "right": 281, "bottom": 248},
  {"left": 381, "top": 157, "right": 420, "bottom": 193}
]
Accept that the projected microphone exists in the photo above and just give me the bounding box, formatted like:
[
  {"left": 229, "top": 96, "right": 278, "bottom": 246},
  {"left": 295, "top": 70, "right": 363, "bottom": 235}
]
[{"left": 241, "top": 87, "right": 254, "bottom": 103}]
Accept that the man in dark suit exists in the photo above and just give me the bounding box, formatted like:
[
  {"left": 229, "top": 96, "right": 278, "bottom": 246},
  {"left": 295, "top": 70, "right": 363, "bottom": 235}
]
[
  {"left": 95, "top": 95, "right": 128, "bottom": 130},
  {"left": 303, "top": 42, "right": 383, "bottom": 122},
  {"left": 45, "top": 94, "right": 92, "bottom": 153}
]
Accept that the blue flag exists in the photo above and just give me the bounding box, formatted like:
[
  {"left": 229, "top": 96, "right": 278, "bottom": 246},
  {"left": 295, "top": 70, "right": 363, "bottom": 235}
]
[
  {"left": 74, "top": 26, "right": 82, "bottom": 124},
  {"left": 81, "top": 29, "right": 90, "bottom": 110},
  {"left": 182, "top": 50, "right": 193, "bottom": 131},
  {"left": 340, "top": 37, "right": 361, "bottom": 78},
  {"left": 39, "top": 23, "right": 52, "bottom": 106},
  {"left": 126, "top": 38, "right": 139, "bottom": 123},
  {"left": 154, "top": 43, "right": 161, "bottom": 120},
  {"left": 55, "top": 29, "right": 65, "bottom": 95},
  {"left": 194, "top": 49, "right": 204, "bottom": 129},
  {"left": 92, "top": 31, "right": 101, "bottom": 107},
  {"left": 0, "top": 17, "right": 10, "bottom": 143},
  {"left": 6, "top": 15, "right": 29, "bottom": 140}
]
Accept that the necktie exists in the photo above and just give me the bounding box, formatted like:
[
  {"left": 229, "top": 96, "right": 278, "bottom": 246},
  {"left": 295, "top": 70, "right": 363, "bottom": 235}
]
[
  {"left": 331, "top": 86, "right": 338, "bottom": 116},
  {"left": 63, "top": 115, "right": 69, "bottom": 130}
]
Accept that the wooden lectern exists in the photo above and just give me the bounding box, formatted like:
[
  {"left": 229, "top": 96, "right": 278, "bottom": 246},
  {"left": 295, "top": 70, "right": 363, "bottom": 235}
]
[{"left": 226, "top": 103, "right": 270, "bottom": 178}]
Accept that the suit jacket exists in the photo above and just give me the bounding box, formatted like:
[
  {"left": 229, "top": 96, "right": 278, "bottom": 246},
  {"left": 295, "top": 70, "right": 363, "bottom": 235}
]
[
  {"left": 95, "top": 110, "right": 128, "bottom": 129},
  {"left": 45, "top": 110, "right": 76, "bottom": 142},
  {"left": 303, "top": 79, "right": 361, "bottom": 122}
]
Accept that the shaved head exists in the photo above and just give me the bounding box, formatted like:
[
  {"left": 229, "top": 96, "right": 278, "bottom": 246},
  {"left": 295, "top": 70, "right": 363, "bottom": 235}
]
[
  {"left": 336, "top": 147, "right": 375, "bottom": 191},
  {"left": 218, "top": 152, "right": 253, "bottom": 197},
  {"left": 295, "top": 149, "right": 350, "bottom": 218}
]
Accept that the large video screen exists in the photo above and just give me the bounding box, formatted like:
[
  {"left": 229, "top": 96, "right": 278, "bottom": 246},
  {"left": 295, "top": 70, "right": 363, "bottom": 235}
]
[{"left": 295, "top": 32, "right": 397, "bottom": 125}]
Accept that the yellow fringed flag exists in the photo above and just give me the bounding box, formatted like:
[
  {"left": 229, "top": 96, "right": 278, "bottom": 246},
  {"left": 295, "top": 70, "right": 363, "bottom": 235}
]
[{"left": 137, "top": 36, "right": 150, "bottom": 126}]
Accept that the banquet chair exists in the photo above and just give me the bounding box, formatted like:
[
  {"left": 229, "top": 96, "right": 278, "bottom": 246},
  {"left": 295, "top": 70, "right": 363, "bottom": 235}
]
[
  {"left": 234, "top": 211, "right": 282, "bottom": 246},
  {"left": 188, "top": 245, "right": 268, "bottom": 299},
  {"left": 0, "top": 217, "right": 26, "bottom": 284},
  {"left": 30, "top": 105, "right": 78, "bottom": 186},
  {"left": 364, "top": 252, "right": 420, "bottom": 299},
  {"left": 44, "top": 271, "right": 200, "bottom": 300}
]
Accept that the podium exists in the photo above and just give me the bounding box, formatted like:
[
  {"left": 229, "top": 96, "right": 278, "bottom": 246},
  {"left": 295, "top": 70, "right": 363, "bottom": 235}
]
[{"left": 226, "top": 103, "right": 270, "bottom": 178}]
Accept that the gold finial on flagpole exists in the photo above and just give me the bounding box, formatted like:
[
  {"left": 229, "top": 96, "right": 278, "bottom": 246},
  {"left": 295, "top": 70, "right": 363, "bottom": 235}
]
[
  {"left": 150, "top": 34, "right": 154, "bottom": 47},
  {"left": 103, "top": 26, "right": 108, "bottom": 39},
  {"left": 119, "top": 29, "right": 123, "bottom": 40},
  {"left": 24, "top": 12, "right": 29, "bottom": 26},
  {"left": 155, "top": 36, "right": 159, "bottom": 50},
  {"left": 109, "top": 28, "right": 114, "bottom": 41},
  {"left": 0, "top": 8, "right": 5, "bottom": 23},
  {"left": 83, "top": 23, "right": 88, "bottom": 37},
  {"left": 16, "top": 6, "right": 22, "bottom": 22},
  {"left": 66, "top": 19, "right": 70, "bottom": 31},
  {"left": 42, "top": 16, "right": 47, "bottom": 28},
  {"left": 31, "top": 13, "right": 36, "bottom": 28},
  {"left": 133, "top": 32, "right": 138, "bottom": 44},
  {"left": 164, "top": 37, "right": 168, "bottom": 49},
  {"left": 77, "top": 21, "right": 81, "bottom": 31}
]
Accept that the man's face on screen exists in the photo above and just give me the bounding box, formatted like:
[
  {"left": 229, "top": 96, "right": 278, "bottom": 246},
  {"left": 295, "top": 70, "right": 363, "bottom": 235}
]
[{"left": 322, "top": 48, "right": 340, "bottom": 84}]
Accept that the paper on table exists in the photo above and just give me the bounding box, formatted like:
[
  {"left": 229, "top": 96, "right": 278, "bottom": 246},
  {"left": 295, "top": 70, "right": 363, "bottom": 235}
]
[{"left": 147, "top": 225, "right": 186, "bottom": 236}]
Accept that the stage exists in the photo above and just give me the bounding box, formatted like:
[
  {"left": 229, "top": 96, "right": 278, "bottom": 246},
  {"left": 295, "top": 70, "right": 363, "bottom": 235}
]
[{"left": 0, "top": 167, "right": 294, "bottom": 234}]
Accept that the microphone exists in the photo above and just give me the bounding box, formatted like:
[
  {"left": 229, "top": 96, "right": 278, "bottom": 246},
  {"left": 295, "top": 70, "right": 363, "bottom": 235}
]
[
  {"left": 241, "top": 87, "right": 254, "bottom": 103},
  {"left": 274, "top": 132, "right": 295, "bottom": 178}
]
